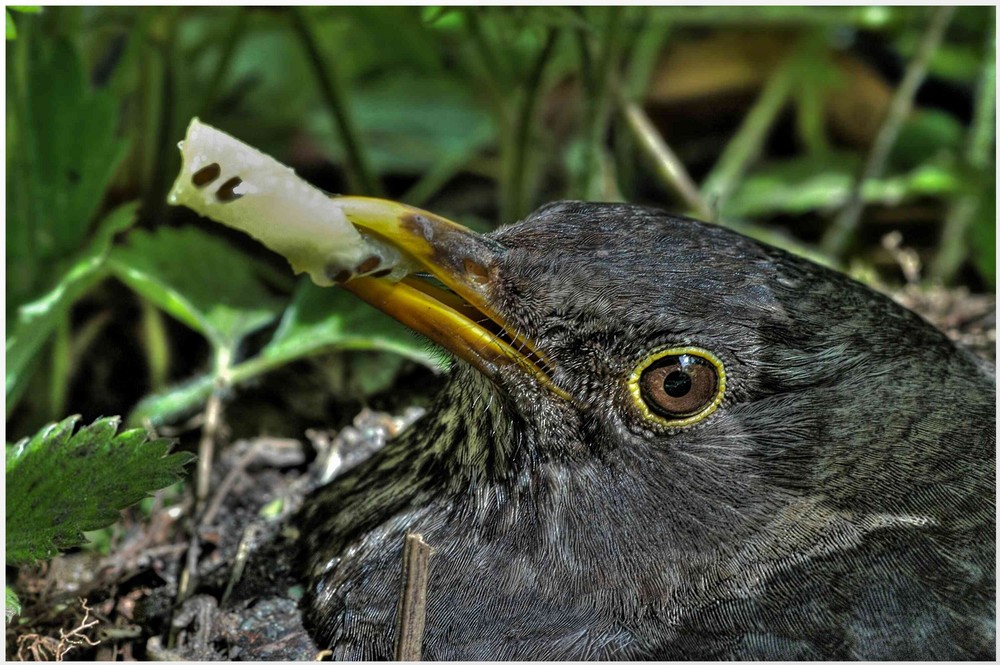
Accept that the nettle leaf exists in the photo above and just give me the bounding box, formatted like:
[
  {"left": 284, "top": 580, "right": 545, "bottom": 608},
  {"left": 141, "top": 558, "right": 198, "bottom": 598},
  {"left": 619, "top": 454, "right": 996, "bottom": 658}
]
[
  {"left": 6, "top": 203, "right": 138, "bottom": 415},
  {"left": 109, "top": 226, "right": 283, "bottom": 350},
  {"left": 5, "top": 415, "right": 193, "bottom": 566}
]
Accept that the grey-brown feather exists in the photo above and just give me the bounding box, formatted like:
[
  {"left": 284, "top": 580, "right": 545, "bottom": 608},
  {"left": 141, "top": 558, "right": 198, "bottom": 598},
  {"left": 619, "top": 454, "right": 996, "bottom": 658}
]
[{"left": 298, "top": 202, "right": 995, "bottom": 660}]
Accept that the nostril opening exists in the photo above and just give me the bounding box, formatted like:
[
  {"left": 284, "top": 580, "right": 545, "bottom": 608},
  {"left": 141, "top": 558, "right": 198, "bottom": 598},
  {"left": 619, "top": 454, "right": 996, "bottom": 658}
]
[
  {"left": 356, "top": 256, "right": 381, "bottom": 274},
  {"left": 463, "top": 259, "right": 490, "bottom": 285}
]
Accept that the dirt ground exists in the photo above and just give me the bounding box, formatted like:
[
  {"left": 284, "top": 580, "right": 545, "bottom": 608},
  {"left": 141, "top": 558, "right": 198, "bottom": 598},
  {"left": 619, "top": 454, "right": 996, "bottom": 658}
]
[{"left": 6, "top": 284, "right": 995, "bottom": 661}]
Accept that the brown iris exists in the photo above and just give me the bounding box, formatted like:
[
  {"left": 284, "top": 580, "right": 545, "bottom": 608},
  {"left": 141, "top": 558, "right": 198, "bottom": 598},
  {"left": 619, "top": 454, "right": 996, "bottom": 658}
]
[
  {"left": 629, "top": 347, "right": 726, "bottom": 427},
  {"left": 639, "top": 354, "right": 718, "bottom": 417}
]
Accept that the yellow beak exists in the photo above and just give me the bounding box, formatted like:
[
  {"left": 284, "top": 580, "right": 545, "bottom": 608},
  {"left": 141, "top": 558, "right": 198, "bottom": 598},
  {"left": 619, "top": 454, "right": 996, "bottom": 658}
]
[{"left": 332, "top": 197, "right": 566, "bottom": 399}]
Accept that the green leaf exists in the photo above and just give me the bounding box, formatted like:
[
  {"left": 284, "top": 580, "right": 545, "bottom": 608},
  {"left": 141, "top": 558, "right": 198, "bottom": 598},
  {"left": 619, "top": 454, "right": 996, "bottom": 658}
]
[
  {"left": 109, "top": 226, "right": 283, "bottom": 350},
  {"left": 5, "top": 203, "right": 138, "bottom": 416},
  {"left": 892, "top": 109, "right": 965, "bottom": 170},
  {"left": 128, "top": 374, "right": 214, "bottom": 428},
  {"left": 309, "top": 73, "right": 495, "bottom": 175},
  {"left": 262, "top": 279, "right": 443, "bottom": 368},
  {"left": 6, "top": 11, "right": 15, "bottom": 39},
  {"left": 724, "top": 154, "right": 962, "bottom": 218},
  {"left": 7, "top": 35, "right": 130, "bottom": 312},
  {"left": 6, "top": 586, "right": 20, "bottom": 624},
  {"left": 129, "top": 279, "right": 444, "bottom": 428},
  {"left": 5, "top": 416, "right": 193, "bottom": 566}
]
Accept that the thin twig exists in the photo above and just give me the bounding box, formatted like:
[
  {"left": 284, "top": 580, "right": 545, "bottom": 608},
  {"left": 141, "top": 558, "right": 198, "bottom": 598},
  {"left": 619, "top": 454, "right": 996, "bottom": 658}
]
[
  {"left": 621, "top": 97, "right": 711, "bottom": 219},
  {"left": 929, "top": 11, "right": 995, "bottom": 283},
  {"left": 220, "top": 523, "right": 264, "bottom": 606},
  {"left": 699, "top": 52, "right": 798, "bottom": 220},
  {"left": 289, "top": 7, "right": 383, "bottom": 197},
  {"left": 200, "top": 440, "right": 265, "bottom": 526},
  {"left": 393, "top": 533, "right": 433, "bottom": 661},
  {"left": 821, "top": 6, "right": 956, "bottom": 257}
]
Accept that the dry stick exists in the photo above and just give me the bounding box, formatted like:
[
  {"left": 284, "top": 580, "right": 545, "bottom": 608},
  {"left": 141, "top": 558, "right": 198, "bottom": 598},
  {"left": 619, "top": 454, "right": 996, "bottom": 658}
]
[
  {"left": 821, "top": 6, "right": 955, "bottom": 258},
  {"left": 393, "top": 533, "right": 433, "bottom": 661},
  {"left": 176, "top": 361, "right": 229, "bottom": 620},
  {"left": 622, "top": 98, "right": 711, "bottom": 220}
]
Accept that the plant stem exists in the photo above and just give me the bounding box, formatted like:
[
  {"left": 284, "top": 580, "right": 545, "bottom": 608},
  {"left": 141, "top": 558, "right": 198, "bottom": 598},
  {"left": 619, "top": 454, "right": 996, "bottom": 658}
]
[
  {"left": 621, "top": 98, "right": 710, "bottom": 219},
  {"left": 141, "top": 298, "right": 170, "bottom": 392},
  {"left": 464, "top": 9, "right": 509, "bottom": 95},
  {"left": 501, "top": 27, "right": 558, "bottom": 222},
  {"left": 929, "top": 12, "right": 995, "bottom": 283},
  {"left": 48, "top": 313, "right": 71, "bottom": 421},
  {"left": 574, "top": 7, "right": 624, "bottom": 200},
  {"left": 195, "top": 346, "right": 232, "bottom": 509},
  {"left": 700, "top": 53, "right": 797, "bottom": 221},
  {"left": 290, "top": 7, "right": 384, "bottom": 197},
  {"left": 821, "top": 6, "right": 955, "bottom": 257},
  {"left": 198, "top": 7, "right": 247, "bottom": 116},
  {"left": 143, "top": 8, "right": 179, "bottom": 221}
]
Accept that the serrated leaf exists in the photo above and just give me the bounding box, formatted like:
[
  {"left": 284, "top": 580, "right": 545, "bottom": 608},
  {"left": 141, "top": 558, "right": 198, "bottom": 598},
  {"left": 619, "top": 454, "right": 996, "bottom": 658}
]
[
  {"left": 5, "top": 203, "right": 138, "bottom": 415},
  {"left": 5, "top": 416, "right": 193, "bottom": 565},
  {"left": 6, "top": 586, "right": 20, "bottom": 624},
  {"left": 109, "top": 226, "right": 282, "bottom": 350}
]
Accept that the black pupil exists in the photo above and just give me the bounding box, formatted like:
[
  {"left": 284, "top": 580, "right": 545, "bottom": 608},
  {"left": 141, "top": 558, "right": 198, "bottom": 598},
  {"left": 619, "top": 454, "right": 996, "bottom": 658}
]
[{"left": 662, "top": 370, "right": 692, "bottom": 398}]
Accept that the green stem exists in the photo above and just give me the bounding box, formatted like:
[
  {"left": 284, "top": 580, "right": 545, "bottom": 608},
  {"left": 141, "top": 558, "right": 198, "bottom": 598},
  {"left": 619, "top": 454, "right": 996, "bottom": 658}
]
[
  {"left": 821, "top": 6, "right": 955, "bottom": 258},
  {"left": 48, "top": 312, "right": 71, "bottom": 420},
  {"left": 464, "top": 9, "right": 509, "bottom": 93},
  {"left": 929, "top": 12, "right": 994, "bottom": 283},
  {"left": 576, "top": 8, "right": 624, "bottom": 200},
  {"left": 141, "top": 298, "right": 170, "bottom": 392},
  {"left": 700, "top": 53, "right": 797, "bottom": 220},
  {"left": 501, "top": 27, "right": 558, "bottom": 222},
  {"left": 290, "top": 7, "right": 384, "bottom": 197},
  {"left": 143, "top": 8, "right": 179, "bottom": 221},
  {"left": 401, "top": 128, "right": 489, "bottom": 207},
  {"left": 622, "top": 98, "right": 711, "bottom": 219},
  {"left": 198, "top": 7, "right": 247, "bottom": 116}
]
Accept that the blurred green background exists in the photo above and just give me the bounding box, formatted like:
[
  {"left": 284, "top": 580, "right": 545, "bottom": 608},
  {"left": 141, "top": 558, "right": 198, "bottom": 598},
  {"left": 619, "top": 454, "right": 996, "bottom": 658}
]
[{"left": 6, "top": 6, "right": 996, "bottom": 443}]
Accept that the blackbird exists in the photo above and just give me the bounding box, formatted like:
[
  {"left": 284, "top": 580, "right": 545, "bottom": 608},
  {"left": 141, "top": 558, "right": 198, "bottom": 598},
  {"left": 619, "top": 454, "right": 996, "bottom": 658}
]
[{"left": 297, "top": 200, "right": 995, "bottom": 660}]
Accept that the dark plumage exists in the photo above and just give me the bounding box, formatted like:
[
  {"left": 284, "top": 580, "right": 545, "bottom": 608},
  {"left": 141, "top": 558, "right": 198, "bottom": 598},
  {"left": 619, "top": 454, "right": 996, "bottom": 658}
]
[{"left": 298, "top": 202, "right": 995, "bottom": 660}]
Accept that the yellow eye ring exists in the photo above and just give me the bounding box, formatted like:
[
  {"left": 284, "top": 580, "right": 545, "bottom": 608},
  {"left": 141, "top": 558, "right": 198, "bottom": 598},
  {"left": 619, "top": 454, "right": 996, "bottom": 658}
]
[{"left": 628, "top": 346, "right": 726, "bottom": 428}]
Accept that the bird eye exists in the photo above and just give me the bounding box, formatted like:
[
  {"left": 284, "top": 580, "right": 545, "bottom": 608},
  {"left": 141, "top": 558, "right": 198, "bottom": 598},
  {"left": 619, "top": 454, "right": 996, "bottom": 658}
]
[{"left": 628, "top": 347, "right": 726, "bottom": 427}]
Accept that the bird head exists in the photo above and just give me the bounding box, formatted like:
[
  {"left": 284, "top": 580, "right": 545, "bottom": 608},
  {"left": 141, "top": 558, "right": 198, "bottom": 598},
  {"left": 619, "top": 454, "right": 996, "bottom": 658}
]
[{"left": 330, "top": 198, "right": 993, "bottom": 537}]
